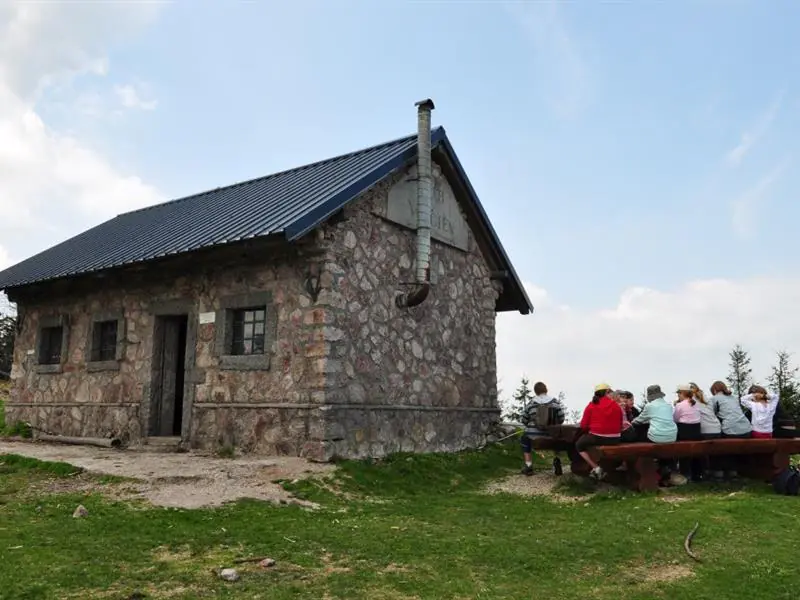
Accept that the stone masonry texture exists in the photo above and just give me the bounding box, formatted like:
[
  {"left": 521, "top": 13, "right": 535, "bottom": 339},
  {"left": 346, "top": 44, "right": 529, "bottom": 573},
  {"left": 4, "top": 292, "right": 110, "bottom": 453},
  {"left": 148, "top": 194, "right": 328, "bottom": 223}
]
[{"left": 5, "top": 162, "right": 501, "bottom": 460}]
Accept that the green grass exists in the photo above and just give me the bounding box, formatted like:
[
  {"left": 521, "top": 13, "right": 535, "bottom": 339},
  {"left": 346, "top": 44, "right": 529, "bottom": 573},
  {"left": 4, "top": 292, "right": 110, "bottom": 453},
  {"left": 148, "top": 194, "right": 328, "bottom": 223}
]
[{"left": 1, "top": 442, "right": 799, "bottom": 600}]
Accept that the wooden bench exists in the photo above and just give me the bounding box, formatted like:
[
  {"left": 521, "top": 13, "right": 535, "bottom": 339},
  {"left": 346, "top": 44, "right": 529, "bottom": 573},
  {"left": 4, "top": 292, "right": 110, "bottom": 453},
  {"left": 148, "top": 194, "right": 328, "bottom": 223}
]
[
  {"left": 532, "top": 426, "right": 800, "bottom": 492},
  {"left": 596, "top": 438, "right": 800, "bottom": 491}
]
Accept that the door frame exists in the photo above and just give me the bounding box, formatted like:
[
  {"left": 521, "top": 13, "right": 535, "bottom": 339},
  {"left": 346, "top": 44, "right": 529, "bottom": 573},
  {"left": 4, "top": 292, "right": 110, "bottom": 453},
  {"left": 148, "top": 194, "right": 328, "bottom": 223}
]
[{"left": 146, "top": 300, "right": 199, "bottom": 446}]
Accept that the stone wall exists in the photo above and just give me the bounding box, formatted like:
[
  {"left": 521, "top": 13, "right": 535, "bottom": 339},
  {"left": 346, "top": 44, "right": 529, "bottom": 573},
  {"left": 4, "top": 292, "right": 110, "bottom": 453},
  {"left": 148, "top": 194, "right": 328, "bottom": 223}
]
[
  {"left": 308, "top": 164, "right": 501, "bottom": 459},
  {"left": 6, "top": 244, "right": 329, "bottom": 454}
]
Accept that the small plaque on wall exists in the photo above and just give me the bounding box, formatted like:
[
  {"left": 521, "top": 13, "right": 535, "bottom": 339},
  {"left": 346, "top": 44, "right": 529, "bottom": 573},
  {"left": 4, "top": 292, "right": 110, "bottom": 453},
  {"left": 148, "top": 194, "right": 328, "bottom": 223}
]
[{"left": 199, "top": 312, "right": 216, "bottom": 324}]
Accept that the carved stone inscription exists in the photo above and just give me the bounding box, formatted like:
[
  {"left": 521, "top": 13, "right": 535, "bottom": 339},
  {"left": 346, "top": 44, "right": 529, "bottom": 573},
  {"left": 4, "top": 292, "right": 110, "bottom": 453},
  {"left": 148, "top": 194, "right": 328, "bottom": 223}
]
[{"left": 384, "top": 167, "right": 470, "bottom": 251}]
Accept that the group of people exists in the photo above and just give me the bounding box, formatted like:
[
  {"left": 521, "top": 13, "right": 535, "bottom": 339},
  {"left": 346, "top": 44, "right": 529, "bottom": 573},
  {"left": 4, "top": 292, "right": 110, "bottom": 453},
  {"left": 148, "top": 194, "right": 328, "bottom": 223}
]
[{"left": 519, "top": 380, "right": 793, "bottom": 483}]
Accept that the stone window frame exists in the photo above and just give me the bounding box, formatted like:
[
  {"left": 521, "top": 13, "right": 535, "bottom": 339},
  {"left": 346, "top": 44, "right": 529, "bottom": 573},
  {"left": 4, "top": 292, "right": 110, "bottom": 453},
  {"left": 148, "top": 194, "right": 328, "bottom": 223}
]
[
  {"left": 214, "top": 291, "right": 276, "bottom": 371},
  {"left": 35, "top": 315, "right": 70, "bottom": 374},
  {"left": 85, "top": 311, "right": 126, "bottom": 372}
]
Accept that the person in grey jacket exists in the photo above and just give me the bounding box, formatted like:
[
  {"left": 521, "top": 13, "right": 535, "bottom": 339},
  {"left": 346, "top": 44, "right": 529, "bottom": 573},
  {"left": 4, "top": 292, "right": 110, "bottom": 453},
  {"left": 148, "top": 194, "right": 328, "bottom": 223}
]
[
  {"left": 709, "top": 381, "right": 752, "bottom": 437},
  {"left": 709, "top": 380, "right": 752, "bottom": 480},
  {"left": 520, "top": 381, "right": 566, "bottom": 475}
]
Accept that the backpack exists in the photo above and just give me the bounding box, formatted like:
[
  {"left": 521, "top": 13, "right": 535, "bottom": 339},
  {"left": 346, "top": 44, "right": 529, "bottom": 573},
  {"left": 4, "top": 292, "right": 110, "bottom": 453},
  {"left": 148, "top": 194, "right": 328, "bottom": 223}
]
[
  {"left": 535, "top": 401, "right": 564, "bottom": 429},
  {"left": 772, "top": 465, "right": 800, "bottom": 496}
]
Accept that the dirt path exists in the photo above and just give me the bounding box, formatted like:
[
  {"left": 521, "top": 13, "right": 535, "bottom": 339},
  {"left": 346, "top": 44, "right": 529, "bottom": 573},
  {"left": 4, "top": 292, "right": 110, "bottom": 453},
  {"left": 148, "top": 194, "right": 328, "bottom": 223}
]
[{"left": 0, "top": 440, "right": 335, "bottom": 509}]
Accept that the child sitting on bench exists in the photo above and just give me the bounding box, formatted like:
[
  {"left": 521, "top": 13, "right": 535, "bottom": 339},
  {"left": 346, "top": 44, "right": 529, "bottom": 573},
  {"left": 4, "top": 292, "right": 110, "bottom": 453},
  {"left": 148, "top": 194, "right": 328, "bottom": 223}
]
[
  {"left": 674, "top": 384, "right": 703, "bottom": 481},
  {"left": 575, "top": 383, "right": 624, "bottom": 481},
  {"left": 740, "top": 385, "right": 780, "bottom": 439},
  {"left": 519, "top": 381, "right": 566, "bottom": 476}
]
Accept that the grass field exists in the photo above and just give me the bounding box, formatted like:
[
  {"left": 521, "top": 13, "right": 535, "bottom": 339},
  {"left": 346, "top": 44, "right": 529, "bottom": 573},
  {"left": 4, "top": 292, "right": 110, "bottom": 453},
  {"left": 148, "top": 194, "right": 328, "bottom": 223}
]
[{"left": 1, "top": 440, "right": 799, "bottom": 599}]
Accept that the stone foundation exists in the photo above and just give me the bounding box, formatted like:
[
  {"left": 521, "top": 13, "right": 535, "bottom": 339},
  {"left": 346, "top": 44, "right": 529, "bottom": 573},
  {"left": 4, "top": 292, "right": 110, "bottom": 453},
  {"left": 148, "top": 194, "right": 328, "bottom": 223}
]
[{"left": 317, "top": 406, "right": 499, "bottom": 460}]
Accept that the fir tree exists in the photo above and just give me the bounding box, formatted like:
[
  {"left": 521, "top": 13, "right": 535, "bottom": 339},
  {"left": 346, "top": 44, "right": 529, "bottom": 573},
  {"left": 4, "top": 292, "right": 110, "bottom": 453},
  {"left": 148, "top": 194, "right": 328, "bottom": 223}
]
[
  {"left": 0, "top": 297, "right": 15, "bottom": 379},
  {"left": 767, "top": 350, "right": 800, "bottom": 421},
  {"left": 504, "top": 377, "right": 534, "bottom": 423},
  {"left": 727, "top": 344, "right": 753, "bottom": 399}
]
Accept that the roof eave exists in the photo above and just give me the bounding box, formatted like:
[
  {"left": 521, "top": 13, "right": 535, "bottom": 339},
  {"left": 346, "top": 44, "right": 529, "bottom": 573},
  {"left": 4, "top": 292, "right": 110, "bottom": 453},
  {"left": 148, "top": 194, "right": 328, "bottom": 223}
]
[{"left": 434, "top": 131, "right": 534, "bottom": 315}]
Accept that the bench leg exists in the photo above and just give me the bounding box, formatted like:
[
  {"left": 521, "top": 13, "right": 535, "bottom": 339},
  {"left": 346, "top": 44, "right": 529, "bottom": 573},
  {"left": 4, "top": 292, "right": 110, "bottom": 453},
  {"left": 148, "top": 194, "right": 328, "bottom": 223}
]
[
  {"left": 738, "top": 452, "right": 789, "bottom": 482},
  {"left": 634, "top": 457, "right": 659, "bottom": 492}
]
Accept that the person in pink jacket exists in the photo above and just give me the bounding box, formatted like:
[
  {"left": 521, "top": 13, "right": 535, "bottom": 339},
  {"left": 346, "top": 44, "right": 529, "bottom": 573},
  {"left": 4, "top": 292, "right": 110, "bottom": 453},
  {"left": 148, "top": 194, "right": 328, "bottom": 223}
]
[{"left": 674, "top": 384, "right": 702, "bottom": 481}]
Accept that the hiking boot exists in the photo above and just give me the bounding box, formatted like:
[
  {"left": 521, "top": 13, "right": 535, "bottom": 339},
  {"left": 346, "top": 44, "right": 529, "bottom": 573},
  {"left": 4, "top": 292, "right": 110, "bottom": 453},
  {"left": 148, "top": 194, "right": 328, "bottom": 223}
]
[{"left": 521, "top": 465, "right": 534, "bottom": 476}]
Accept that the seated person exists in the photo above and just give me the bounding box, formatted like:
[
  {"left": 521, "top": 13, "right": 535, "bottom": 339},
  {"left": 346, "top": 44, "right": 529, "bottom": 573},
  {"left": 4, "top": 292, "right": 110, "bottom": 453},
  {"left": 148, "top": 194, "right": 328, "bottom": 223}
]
[
  {"left": 519, "top": 381, "right": 566, "bottom": 476},
  {"left": 773, "top": 400, "right": 798, "bottom": 438},
  {"left": 709, "top": 381, "right": 752, "bottom": 480},
  {"left": 617, "top": 390, "right": 644, "bottom": 442},
  {"left": 674, "top": 384, "right": 703, "bottom": 481},
  {"left": 740, "top": 385, "right": 779, "bottom": 439},
  {"left": 632, "top": 384, "right": 678, "bottom": 484},
  {"left": 632, "top": 384, "right": 678, "bottom": 443},
  {"left": 575, "top": 383, "right": 623, "bottom": 481}
]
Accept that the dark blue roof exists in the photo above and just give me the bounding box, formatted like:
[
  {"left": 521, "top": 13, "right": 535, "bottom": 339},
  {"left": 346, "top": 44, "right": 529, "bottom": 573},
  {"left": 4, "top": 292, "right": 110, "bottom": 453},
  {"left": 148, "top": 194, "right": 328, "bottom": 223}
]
[{"left": 0, "top": 127, "right": 532, "bottom": 313}]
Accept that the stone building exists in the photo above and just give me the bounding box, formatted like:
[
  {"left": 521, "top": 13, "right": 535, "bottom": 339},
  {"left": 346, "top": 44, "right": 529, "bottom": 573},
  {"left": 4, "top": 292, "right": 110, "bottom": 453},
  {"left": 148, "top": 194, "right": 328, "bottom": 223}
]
[{"left": 0, "top": 100, "right": 532, "bottom": 460}]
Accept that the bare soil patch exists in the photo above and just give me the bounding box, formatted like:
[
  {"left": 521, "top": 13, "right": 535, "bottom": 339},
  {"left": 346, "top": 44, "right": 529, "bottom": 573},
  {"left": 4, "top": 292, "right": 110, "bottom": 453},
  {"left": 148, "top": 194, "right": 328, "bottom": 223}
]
[
  {"left": 483, "top": 472, "right": 600, "bottom": 503},
  {"left": 641, "top": 563, "right": 695, "bottom": 582},
  {"left": 0, "top": 440, "right": 335, "bottom": 509}
]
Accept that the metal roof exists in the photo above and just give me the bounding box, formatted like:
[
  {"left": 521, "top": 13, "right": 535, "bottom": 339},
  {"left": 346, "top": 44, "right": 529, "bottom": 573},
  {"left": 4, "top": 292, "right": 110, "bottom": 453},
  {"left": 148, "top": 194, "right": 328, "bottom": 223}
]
[{"left": 0, "top": 126, "right": 533, "bottom": 314}]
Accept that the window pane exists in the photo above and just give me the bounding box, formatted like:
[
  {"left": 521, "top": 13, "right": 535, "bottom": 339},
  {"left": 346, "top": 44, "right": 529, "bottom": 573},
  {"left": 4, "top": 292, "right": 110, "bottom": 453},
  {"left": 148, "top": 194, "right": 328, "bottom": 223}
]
[
  {"left": 230, "top": 306, "right": 267, "bottom": 355},
  {"left": 40, "top": 326, "right": 63, "bottom": 364}
]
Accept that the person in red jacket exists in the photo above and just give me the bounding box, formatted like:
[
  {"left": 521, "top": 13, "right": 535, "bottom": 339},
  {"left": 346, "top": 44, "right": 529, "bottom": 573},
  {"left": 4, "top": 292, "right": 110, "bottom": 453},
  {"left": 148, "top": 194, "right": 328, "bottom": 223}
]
[{"left": 576, "top": 383, "right": 624, "bottom": 480}]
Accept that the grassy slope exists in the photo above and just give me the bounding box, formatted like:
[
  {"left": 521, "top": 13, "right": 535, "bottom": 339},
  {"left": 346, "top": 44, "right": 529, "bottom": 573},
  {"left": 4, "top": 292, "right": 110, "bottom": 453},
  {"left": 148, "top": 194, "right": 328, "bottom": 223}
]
[{"left": 1, "top": 444, "right": 799, "bottom": 600}]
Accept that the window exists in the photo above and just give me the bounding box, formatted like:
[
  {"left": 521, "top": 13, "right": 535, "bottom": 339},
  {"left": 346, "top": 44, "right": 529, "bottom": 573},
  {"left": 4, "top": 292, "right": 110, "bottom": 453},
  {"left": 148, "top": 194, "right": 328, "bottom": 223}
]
[
  {"left": 91, "top": 320, "right": 118, "bottom": 362},
  {"left": 214, "top": 292, "right": 273, "bottom": 371},
  {"left": 231, "top": 307, "right": 266, "bottom": 355},
  {"left": 38, "top": 326, "right": 64, "bottom": 365}
]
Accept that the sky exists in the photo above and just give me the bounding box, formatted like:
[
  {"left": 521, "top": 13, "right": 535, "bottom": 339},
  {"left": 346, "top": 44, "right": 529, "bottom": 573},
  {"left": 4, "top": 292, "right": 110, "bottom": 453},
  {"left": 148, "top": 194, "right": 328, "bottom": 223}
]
[{"left": 1, "top": 1, "right": 800, "bottom": 412}]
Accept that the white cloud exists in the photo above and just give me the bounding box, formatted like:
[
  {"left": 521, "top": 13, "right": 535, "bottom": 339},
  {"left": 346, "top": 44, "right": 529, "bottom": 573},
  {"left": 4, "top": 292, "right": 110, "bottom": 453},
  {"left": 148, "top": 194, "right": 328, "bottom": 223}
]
[
  {"left": 504, "top": 1, "right": 590, "bottom": 119},
  {"left": 497, "top": 277, "right": 800, "bottom": 414},
  {"left": 0, "top": 3, "right": 164, "bottom": 262},
  {"left": 731, "top": 160, "right": 788, "bottom": 238},
  {"left": 0, "top": 245, "right": 12, "bottom": 271},
  {"left": 726, "top": 93, "right": 783, "bottom": 167},
  {"left": 115, "top": 83, "right": 157, "bottom": 111},
  {"left": 0, "top": 3, "right": 158, "bottom": 102}
]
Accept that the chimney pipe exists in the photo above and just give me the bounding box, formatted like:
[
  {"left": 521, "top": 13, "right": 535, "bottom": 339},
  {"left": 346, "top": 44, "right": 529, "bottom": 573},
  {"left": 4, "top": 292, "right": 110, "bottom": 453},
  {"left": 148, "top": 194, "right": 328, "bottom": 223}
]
[{"left": 396, "top": 98, "right": 435, "bottom": 309}]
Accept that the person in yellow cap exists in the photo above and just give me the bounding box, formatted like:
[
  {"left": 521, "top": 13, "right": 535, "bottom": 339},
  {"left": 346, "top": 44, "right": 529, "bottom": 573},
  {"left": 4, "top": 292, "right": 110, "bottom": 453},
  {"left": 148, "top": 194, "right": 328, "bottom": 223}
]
[{"left": 576, "top": 383, "right": 624, "bottom": 480}]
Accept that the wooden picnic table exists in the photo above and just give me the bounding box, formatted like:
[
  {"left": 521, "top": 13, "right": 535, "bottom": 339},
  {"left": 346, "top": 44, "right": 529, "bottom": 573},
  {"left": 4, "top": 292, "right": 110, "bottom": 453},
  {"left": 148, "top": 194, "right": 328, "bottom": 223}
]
[{"left": 532, "top": 424, "right": 800, "bottom": 492}]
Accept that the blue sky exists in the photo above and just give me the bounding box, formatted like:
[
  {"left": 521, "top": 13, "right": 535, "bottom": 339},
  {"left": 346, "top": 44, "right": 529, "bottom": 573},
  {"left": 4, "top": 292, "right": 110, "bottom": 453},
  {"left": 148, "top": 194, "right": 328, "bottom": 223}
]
[
  {"left": 43, "top": 1, "right": 800, "bottom": 305},
  {"left": 2, "top": 1, "right": 800, "bottom": 408}
]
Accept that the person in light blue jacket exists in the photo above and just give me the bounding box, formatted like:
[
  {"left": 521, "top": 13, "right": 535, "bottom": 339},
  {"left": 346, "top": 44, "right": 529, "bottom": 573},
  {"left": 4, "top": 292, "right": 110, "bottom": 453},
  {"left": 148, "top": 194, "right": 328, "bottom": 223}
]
[
  {"left": 631, "top": 384, "right": 678, "bottom": 443},
  {"left": 631, "top": 384, "right": 679, "bottom": 484}
]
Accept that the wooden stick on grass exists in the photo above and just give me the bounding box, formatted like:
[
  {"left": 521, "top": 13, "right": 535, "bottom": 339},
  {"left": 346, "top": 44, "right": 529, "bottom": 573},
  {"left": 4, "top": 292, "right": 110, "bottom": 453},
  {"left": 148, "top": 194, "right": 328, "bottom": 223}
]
[{"left": 684, "top": 522, "right": 701, "bottom": 562}]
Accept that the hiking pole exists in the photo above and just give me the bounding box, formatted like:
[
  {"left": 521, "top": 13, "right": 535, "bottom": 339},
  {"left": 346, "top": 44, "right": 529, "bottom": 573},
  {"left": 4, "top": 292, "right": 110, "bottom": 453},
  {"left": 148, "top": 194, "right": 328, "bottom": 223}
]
[{"left": 476, "top": 428, "right": 520, "bottom": 451}]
